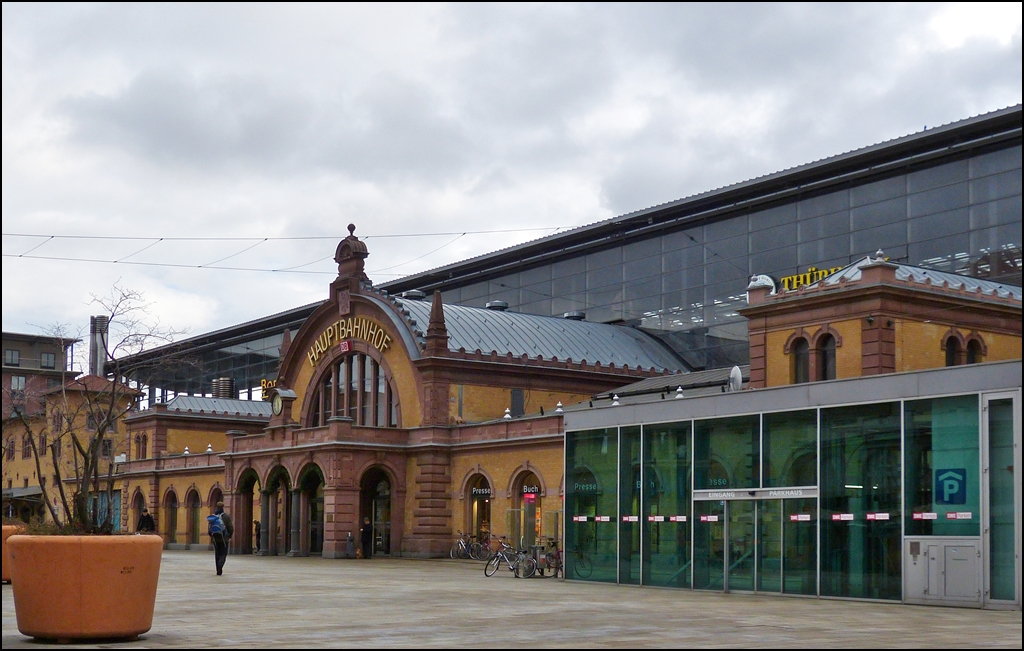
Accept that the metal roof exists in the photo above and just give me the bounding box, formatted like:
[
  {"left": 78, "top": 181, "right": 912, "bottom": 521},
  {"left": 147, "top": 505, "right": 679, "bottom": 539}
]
[
  {"left": 813, "top": 255, "right": 1023, "bottom": 301},
  {"left": 398, "top": 299, "right": 687, "bottom": 373},
  {"left": 164, "top": 395, "right": 273, "bottom": 418},
  {"left": 595, "top": 365, "right": 750, "bottom": 398}
]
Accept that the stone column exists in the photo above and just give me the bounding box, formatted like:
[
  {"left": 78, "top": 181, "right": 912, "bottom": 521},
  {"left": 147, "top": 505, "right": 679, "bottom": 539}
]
[
  {"left": 258, "top": 491, "right": 271, "bottom": 556},
  {"left": 287, "top": 490, "right": 301, "bottom": 556}
]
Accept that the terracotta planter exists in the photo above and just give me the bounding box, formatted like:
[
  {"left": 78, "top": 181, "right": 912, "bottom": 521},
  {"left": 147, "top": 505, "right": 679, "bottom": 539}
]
[
  {"left": 2, "top": 524, "right": 23, "bottom": 583},
  {"left": 8, "top": 534, "right": 163, "bottom": 641}
]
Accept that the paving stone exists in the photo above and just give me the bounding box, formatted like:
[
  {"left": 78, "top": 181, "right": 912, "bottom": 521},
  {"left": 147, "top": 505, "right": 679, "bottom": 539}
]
[{"left": 2, "top": 551, "right": 1021, "bottom": 648}]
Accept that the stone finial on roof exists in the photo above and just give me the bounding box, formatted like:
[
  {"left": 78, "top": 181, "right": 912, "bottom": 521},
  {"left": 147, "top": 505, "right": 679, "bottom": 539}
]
[
  {"left": 334, "top": 223, "right": 369, "bottom": 281},
  {"left": 425, "top": 290, "right": 449, "bottom": 357}
]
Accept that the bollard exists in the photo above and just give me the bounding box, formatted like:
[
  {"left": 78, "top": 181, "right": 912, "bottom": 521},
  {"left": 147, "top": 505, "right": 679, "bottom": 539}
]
[{"left": 346, "top": 532, "right": 355, "bottom": 558}]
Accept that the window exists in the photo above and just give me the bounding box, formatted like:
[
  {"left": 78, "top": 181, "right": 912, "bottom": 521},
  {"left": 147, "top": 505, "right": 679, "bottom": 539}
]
[
  {"left": 966, "top": 339, "right": 983, "bottom": 364},
  {"left": 11, "top": 375, "right": 26, "bottom": 392},
  {"left": 945, "top": 337, "right": 962, "bottom": 366},
  {"left": 792, "top": 338, "right": 810, "bottom": 384},
  {"left": 5, "top": 349, "right": 20, "bottom": 366},
  {"left": 21, "top": 433, "right": 32, "bottom": 459},
  {"left": 38, "top": 434, "right": 47, "bottom": 454},
  {"left": 101, "top": 439, "right": 113, "bottom": 458},
  {"left": 41, "top": 352, "right": 56, "bottom": 369},
  {"left": 5, "top": 440, "right": 14, "bottom": 461},
  {"left": 818, "top": 335, "right": 836, "bottom": 381},
  {"left": 86, "top": 413, "right": 97, "bottom": 430},
  {"left": 309, "top": 352, "right": 398, "bottom": 428}
]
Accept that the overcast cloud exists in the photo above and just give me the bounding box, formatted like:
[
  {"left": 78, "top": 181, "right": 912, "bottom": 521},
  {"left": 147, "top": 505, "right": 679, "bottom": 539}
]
[{"left": 2, "top": 3, "right": 1021, "bottom": 351}]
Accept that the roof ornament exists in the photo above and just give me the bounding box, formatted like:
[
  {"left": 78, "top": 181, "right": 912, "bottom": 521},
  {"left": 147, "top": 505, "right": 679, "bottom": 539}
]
[
  {"left": 747, "top": 274, "right": 777, "bottom": 295},
  {"left": 875, "top": 249, "right": 886, "bottom": 262},
  {"left": 612, "top": 394, "right": 620, "bottom": 406},
  {"left": 555, "top": 401, "right": 563, "bottom": 413},
  {"left": 183, "top": 446, "right": 190, "bottom": 456},
  {"left": 675, "top": 386, "right": 684, "bottom": 399},
  {"left": 503, "top": 408, "right": 512, "bottom": 420},
  {"left": 205, "top": 443, "right": 213, "bottom": 454}
]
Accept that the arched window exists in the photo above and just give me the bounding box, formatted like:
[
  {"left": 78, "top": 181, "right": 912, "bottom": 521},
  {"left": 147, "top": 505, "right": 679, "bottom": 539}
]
[
  {"left": 309, "top": 352, "right": 398, "bottom": 428},
  {"left": 966, "top": 339, "right": 983, "bottom": 364},
  {"left": 818, "top": 334, "right": 836, "bottom": 381},
  {"left": 792, "top": 338, "right": 810, "bottom": 384},
  {"left": 945, "top": 337, "right": 961, "bottom": 367}
]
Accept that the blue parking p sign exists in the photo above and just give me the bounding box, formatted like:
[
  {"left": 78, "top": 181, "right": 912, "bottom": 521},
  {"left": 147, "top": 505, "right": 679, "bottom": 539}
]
[{"left": 935, "top": 468, "right": 967, "bottom": 505}]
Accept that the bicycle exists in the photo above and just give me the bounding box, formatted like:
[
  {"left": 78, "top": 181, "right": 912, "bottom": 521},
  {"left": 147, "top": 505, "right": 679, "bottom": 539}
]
[
  {"left": 450, "top": 531, "right": 472, "bottom": 560},
  {"left": 484, "top": 537, "right": 537, "bottom": 578},
  {"left": 538, "top": 537, "right": 562, "bottom": 578}
]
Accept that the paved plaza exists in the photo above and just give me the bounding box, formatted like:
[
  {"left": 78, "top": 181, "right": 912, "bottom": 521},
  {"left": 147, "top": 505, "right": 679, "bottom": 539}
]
[{"left": 2, "top": 550, "right": 1022, "bottom": 648}]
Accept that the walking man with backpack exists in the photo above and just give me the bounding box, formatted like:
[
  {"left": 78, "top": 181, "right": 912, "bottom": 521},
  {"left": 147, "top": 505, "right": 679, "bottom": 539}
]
[{"left": 208, "top": 501, "right": 234, "bottom": 576}]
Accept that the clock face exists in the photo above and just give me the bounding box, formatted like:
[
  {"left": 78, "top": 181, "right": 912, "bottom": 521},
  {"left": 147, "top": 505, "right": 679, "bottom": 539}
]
[{"left": 272, "top": 394, "right": 283, "bottom": 416}]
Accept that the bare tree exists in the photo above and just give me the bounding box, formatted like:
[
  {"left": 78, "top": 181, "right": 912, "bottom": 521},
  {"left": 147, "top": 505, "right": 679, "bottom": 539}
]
[{"left": 3, "top": 284, "right": 188, "bottom": 532}]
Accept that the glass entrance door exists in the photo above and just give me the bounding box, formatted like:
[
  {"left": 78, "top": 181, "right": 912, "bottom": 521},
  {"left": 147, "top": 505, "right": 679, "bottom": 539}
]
[
  {"left": 694, "top": 497, "right": 817, "bottom": 593},
  {"left": 983, "top": 393, "right": 1021, "bottom": 606}
]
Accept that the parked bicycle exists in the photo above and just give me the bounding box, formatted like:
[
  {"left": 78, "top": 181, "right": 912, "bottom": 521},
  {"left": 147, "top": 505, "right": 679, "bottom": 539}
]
[
  {"left": 537, "top": 537, "right": 562, "bottom": 578},
  {"left": 484, "top": 537, "right": 537, "bottom": 578},
  {"left": 450, "top": 531, "right": 472, "bottom": 560}
]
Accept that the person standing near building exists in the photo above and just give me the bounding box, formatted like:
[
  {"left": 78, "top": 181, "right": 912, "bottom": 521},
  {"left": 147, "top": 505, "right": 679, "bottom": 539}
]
[
  {"left": 360, "top": 516, "right": 373, "bottom": 559},
  {"left": 253, "top": 520, "right": 261, "bottom": 553},
  {"left": 208, "top": 501, "right": 234, "bottom": 575},
  {"left": 137, "top": 507, "right": 155, "bottom": 533}
]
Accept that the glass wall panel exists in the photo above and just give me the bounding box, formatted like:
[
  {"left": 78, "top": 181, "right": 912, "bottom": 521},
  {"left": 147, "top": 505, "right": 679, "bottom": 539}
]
[
  {"left": 969, "top": 145, "right": 1021, "bottom": 178},
  {"left": 783, "top": 498, "right": 817, "bottom": 595},
  {"left": 798, "top": 191, "right": 849, "bottom": 219},
  {"left": 905, "top": 395, "right": 980, "bottom": 536},
  {"left": 763, "top": 410, "right": 817, "bottom": 487},
  {"left": 757, "top": 499, "right": 782, "bottom": 592},
  {"left": 851, "top": 198, "right": 906, "bottom": 231},
  {"left": 693, "top": 500, "right": 725, "bottom": 590},
  {"left": 642, "top": 422, "right": 691, "bottom": 588},
  {"left": 988, "top": 398, "right": 1017, "bottom": 601},
  {"left": 694, "top": 415, "right": 760, "bottom": 489},
  {"left": 565, "top": 428, "right": 618, "bottom": 583},
  {"left": 970, "top": 169, "right": 1022, "bottom": 204},
  {"left": 749, "top": 203, "right": 796, "bottom": 231},
  {"left": 970, "top": 196, "right": 1022, "bottom": 230},
  {"left": 908, "top": 159, "right": 968, "bottom": 193},
  {"left": 821, "top": 402, "right": 901, "bottom": 600},
  {"left": 850, "top": 175, "right": 905, "bottom": 207},
  {"left": 908, "top": 183, "right": 969, "bottom": 218},
  {"left": 618, "top": 426, "right": 642, "bottom": 585}
]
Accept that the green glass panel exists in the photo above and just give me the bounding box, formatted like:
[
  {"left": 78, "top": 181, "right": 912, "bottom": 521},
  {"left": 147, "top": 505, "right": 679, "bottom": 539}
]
[
  {"left": 693, "top": 501, "right": 725, "bottom": 590},
  {"left": 764, "top": 410, "right": 817, "bottom": 487},
  {"left": 618, "top": 426, "right": 642, "bottom": 585},
  {"left": 783, "top": 498, "right": 817, "bottom": 595},
  {"left": 694, "top": 415, "right": 760, "bottom": 489},
  {"left": 904, "top": 395, "right": 980, "bottom": 536},
  {"left": 757, "top": 500, "right": 782, "bottom": 592},
  {"left": 642, "top": 422, "right": 691, "bottom": 588},
  {"left": 728, "top": 500, "right": 755, "bottom": 591},
  {"left": 988, "top": 398, "right": 1016, "bottom": 601},
  {"left": 821, "top": 402, "right": 901, "bottom": 600},
  {"left": 565, "top": 428, "right": 617, "bottom": 583}
]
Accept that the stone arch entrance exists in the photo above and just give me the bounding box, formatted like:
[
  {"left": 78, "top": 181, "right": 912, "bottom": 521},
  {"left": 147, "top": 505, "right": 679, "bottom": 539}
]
[
  {"left": 511, "top": 469, "right": 544, "bottom": 550},
  {"left": 298, "top": 464, "right": 325, "bottom": 556},
  {"left": 360, "top": 467, "right": 393, "bottom": 556},
  {"left": 163, "top": 490, "right": 179, "bottom": 546},
  {"left": 131, "top": 490, "right": 147, "bottom": 533},
  {"left": 185, "top": 488, "right": 202, "bottom": 546},
  {"left": 264, "top": 466, "right": 293, "bottom": 556},
  {"left": 235, "top": 468, "right": 261, "bottom": 555},
  {"left": 466, "top": 474, "right": 492, "bottom": 541}
]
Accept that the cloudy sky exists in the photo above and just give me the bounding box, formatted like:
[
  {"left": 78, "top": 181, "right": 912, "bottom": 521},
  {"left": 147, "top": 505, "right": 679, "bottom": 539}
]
[{"left": 3, "top": 3, "right": 1021, "bottom": 348}]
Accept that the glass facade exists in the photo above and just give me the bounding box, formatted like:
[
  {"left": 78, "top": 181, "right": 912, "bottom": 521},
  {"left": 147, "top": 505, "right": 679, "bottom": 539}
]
[
  {"left": 437, "top": 145, "right": 1021, "bottom": 370},
  {"left": 565, "top": 391, "right": 1014, "bottom": 604}
]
